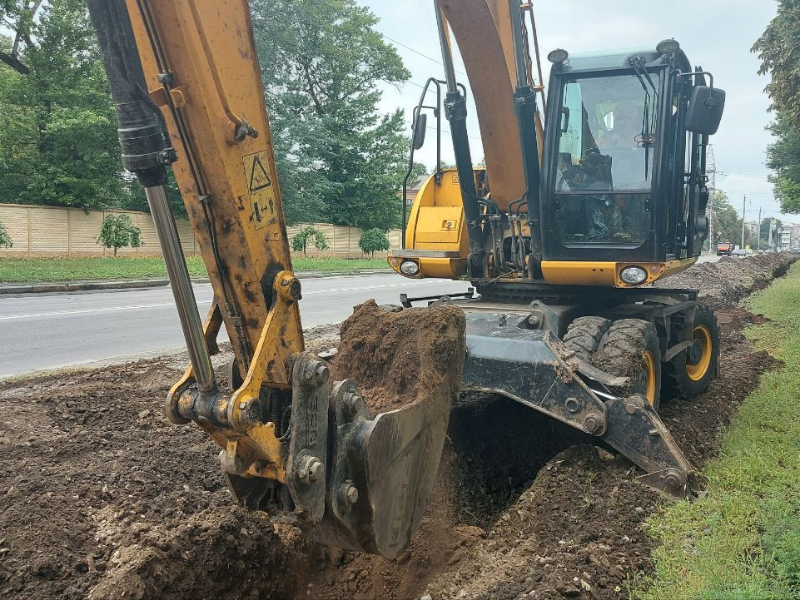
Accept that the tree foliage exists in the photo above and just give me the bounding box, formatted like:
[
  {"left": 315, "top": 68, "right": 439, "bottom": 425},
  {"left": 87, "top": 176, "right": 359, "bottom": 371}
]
[
  {"left": 358, "top": 228, "right": 390, "bottom": 257},
  {"left": 753, "top": 0, "right": 800, "bottom": 132},
  {"left": 766, "top": 117, "right": 800, "bottom": 213},
  {"left": 251, "top": 0, "right": 410, "bottom": 230},
  {"left": 709, "top": 190, "right": 751, "bottom": 247},
  {"left": 96, "top": 214, "right": 142, "bottom": 256},
  {"left": 0, "top": 220, "right": 12, "bottom": 248},
  {"left": 291, "top": 225, "right": 329, "bottom": 257},
  {"left": 0, "top": 0, "right": 131, "bottom": 211}
]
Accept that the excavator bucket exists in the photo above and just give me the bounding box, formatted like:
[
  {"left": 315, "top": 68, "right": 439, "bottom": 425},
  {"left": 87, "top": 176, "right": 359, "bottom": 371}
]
[{"left": 285, "top": 302, "right": 465, "bottom": 559}]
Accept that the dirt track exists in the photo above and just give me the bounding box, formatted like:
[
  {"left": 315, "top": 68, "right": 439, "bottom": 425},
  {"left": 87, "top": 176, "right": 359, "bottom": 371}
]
[{"left": 0, "top": 254, "right": 794, "bottom": 600}]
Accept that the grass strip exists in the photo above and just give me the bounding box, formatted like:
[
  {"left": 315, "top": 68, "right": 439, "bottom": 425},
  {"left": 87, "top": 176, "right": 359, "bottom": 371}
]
[
  {"left": 0, "top": 256, "right": 390, "bottom": 283},
  {"left": 636, "top": 262, "right": 800, "bottom": 600}
]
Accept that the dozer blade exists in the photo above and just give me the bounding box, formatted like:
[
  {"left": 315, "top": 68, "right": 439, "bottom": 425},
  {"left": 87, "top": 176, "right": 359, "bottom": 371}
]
[
  {"left": 286, "top": 302, "right": 465, "bottom": 559},
  {"left": 462, "top": 311, "right": 703, "bottom": 498}
]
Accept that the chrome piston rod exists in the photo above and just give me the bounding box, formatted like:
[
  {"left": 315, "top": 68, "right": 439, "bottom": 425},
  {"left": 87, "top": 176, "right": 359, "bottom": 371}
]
[{"left": 144, "top": 184, "right": 217, "bottom": 394}]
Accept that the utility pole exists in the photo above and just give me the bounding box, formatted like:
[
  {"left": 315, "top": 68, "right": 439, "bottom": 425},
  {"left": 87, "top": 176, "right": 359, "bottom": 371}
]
[
  {"left": 707, "top": 194, "right": 715, "bottom": 253},
  {"left": 756, "top": 207, "right": 762, "bottom": 252},
  {"left": 768, "top": 218, "right": 774, "bottom": 249},
  {"left": 741, "top": 194, "right": 747, "bottom": 250}
]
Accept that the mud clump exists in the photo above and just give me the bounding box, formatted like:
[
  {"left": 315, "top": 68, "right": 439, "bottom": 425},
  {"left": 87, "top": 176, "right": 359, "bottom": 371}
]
[
  {"left": 332, "top": 300, "right": 466, "bottom": 414},
  {"left": 655, "top": 252, "right": 797, "bottom": 310}
]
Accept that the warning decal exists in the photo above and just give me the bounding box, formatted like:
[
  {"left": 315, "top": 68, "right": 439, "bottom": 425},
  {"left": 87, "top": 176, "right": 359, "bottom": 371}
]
[{"left": 243, "top": 151, "right": 276, "bottom": 230}]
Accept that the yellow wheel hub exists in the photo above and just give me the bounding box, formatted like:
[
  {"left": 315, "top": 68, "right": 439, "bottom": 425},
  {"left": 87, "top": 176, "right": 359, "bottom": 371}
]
[
  {"left": 686, "top": 324, "right": 713, "bottom": 381},
  {"left": 643, "top": 349, "right": 657, "bottom": 405}
]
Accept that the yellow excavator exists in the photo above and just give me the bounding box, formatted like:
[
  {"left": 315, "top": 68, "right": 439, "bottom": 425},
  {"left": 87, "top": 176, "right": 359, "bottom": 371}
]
[{"left": 87, "top": 0, "right": 725, "bottom": 560}]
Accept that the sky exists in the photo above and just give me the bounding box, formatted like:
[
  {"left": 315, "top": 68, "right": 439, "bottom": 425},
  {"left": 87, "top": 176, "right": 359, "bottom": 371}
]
[{"left": 364, "top": 0, "right": 784, "bottom": 222}]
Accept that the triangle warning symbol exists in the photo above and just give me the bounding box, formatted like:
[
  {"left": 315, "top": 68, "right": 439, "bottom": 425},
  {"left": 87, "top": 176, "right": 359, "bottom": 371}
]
[{"left": 249, "top": 155, "right": 272, "bottom": 192}]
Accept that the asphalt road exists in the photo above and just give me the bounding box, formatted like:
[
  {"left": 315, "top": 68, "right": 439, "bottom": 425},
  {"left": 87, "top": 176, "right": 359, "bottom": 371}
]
[{"left": 0, "top": 273, "right": 468, "bottom": 379}]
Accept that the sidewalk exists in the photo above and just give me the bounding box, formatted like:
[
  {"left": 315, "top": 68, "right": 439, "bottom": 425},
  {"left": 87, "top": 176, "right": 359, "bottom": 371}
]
[{"left": 0, "top": 269, "right": 390, "bottom": 295}]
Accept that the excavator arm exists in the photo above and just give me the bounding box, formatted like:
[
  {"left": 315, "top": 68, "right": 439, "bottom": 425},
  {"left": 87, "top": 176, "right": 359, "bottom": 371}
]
[{"left": 86, "top": 0, "right": 463, "bottom": 559}]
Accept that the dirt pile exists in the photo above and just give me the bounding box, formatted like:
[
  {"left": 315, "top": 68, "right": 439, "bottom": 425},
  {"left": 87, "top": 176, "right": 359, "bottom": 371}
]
[
  {"left": 0, "top": 359, "right": 308, "bottom": 600},
  {"left": 332, "top": 300, "right": 465, "bottom": 413},
  {"left": 655, "top": 253, "right": 797, "bottom": 310}
]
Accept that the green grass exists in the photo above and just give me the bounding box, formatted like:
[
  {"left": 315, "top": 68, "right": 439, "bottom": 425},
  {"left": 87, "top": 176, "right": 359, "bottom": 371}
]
[
  {"left": 0, "top": 256, "right": 389, "bottom": 283},
  {"left": 636, "top": 262, "right": 800, "bottom": 600}
]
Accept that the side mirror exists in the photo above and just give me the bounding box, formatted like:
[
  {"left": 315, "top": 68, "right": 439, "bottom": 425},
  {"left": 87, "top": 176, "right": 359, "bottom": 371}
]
[
  {"left": 560, "top": 107, "right": 570, "bottom": 134},
  {"left": 412, "top": 114, "right": 427, "bottom": 150},
  {"left": 686, "top": 86, "right": 725, "bottom": 135}
]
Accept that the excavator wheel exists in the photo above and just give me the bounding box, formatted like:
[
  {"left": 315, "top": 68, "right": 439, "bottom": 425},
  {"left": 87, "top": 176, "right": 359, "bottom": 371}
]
[
  {"left": 563, "top": 316, "right": 613, "bottom": 360},
  {"left": 593, "top": 319, "right": 662, "bottom": 410},
  {"left": 662, "top": 305, "right": 720, "bottom": 400}
]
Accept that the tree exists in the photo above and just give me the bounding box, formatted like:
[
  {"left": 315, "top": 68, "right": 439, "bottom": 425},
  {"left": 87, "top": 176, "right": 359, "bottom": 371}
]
[
  {"left": 251, "top": 0, "right": 410, "bottom": 230},
  {"left": 0, "top": 220, "right": 12, "bottom": 248},
  {"left": 291, "top": 226, "right": 329, "bottom": 257},
  {"left": 96, "top": 214, "right": 142, "bottom": 256},
  {"left": 766, "top": 117, "right": 800, "bottom": 213},
  {"left": 359, "top": 228, "right": 390, "bottom": 257},
  {"left": 0, "top": 1, "right": 132, "bottom": 211},
  {"left": 753, "top": 0, "right": 800, "bottom": 133},
  {"left": 709, "top": 190, "right": 750, "bottom": 247}
]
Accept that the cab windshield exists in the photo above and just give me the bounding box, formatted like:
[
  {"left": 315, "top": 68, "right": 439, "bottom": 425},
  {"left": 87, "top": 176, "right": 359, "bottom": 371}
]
[{"left": 554, "top": 71, "right": 659, "bottom": 245}]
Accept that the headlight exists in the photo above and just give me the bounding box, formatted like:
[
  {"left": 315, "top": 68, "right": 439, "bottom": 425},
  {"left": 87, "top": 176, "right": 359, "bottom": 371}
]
[
  {"left": 400, "top": 260, "right": 420, "bottom": 276},
  {"left": 620, "top": 266, "right": 648, "bottom": 285}
]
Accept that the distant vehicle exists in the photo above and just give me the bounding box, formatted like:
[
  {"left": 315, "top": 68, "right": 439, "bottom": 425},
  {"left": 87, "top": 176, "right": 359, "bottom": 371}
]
[
  {"left": 732, "top": 248, "right": 747, "bottom": 256},
  {"left": 717, "top": 242, "right": 733, "bottom": 256}
]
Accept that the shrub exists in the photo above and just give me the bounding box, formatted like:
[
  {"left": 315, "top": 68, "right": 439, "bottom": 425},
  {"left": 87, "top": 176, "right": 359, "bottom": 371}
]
[
  {"left": 0, "top": 220, "right": 11, "bottom": 248},
  {"left": 359, "top": 228, "right": 390, "bottom": 257},
  {"left": 96, "top": 214, "right": 142, "bottom": 256},
  {"left": 291, "top": 226, "right": 329, "bottom": 257}
]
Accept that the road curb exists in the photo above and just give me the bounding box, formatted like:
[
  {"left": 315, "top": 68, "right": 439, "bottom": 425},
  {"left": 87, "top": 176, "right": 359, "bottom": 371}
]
[{"left": 0, "top": 270, "right": 391, "bottom": 295}]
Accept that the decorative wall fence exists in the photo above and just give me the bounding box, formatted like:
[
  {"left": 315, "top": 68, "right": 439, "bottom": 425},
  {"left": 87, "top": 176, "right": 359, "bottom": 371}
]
[{"left": 0, "top": 203, "right": 401, "bottom": 259}]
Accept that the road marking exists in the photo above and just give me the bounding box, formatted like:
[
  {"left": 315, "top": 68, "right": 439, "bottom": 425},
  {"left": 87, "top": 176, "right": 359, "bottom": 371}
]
[
  {"left": 0, "top": 300, "right": 214, "bottom": 322},
  {"left": 0, "top": 280, "right": 460, "bottom": 321}
]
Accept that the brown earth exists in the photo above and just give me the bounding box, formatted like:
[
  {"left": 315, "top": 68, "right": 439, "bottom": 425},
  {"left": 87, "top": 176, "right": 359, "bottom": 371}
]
[{"left": 0, "top": 254, "right": 793, "bottom": 600}]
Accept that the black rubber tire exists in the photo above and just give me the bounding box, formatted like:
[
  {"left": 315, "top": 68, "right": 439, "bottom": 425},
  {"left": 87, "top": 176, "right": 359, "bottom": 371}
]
[
  {"left": 594, "top": 319, "right": 662, "bottom": 410},
  {"left": 662, "top": 305, "right": 720, "bottom": 401},
  {"left": 563, "top": 316, "right": 613, "bottom": 359}
]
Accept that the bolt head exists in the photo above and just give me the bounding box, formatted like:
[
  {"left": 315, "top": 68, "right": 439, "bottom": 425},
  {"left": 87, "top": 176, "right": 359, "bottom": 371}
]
[
  {"left": 527, "top": 314, "right": 540, "bottom": 327},
  {"left": 584, "top": 414, "right": 603, "bottom": 434},
  {"left": 565, "top": 397, "right": 580, "bottom": 413},
  {"left": 313, "top": 363, "right": 330, "bottom": 386},
  {"left": 307, "top": 459, "right": 323, "bottom": 483},
  {"left": 625, "top": 402, "right": 638, "bottom": 415}
]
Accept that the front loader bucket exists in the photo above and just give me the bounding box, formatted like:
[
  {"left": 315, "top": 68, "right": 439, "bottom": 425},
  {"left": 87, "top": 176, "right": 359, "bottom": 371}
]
[
  {"left": 286, "top": 301, "right": 465, "bottom": 559},
  {"left": 463, "top": 311, "right": 701, "bottom": 498}
]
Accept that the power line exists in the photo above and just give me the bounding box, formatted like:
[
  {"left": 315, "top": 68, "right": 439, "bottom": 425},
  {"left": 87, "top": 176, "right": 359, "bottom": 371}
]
[{"left": 380, "top": 32, "right": 469, "bottom": 80}]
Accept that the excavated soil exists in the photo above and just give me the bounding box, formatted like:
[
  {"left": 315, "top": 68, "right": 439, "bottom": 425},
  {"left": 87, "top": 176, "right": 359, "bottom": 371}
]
[{"left": 0, "top": 254, "right": 794, "bottom": 600}]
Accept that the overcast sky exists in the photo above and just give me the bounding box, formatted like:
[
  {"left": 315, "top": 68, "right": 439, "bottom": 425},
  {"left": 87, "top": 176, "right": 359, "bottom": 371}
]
[{"left": 365, "top": 0, "right": 783, "bottom": 221}]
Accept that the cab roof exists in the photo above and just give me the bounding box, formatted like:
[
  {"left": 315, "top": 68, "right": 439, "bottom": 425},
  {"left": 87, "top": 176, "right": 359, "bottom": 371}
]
[{"left": 559, "top": 47, "right": 691, "bottom": 74}]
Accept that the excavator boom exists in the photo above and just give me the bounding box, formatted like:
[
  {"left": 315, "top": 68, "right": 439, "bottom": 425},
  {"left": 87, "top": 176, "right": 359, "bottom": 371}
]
[{"left": 86, "top": 0, "right": 464, "bottom": 558}]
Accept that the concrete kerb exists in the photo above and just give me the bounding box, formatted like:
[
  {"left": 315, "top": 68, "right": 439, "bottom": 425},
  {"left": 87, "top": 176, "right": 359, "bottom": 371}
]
[{"left": 0, "top": 270, "right": 391, "bottom": 295}]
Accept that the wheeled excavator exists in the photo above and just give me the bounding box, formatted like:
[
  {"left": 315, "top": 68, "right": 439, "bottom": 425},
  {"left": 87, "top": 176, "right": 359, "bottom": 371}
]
[{"left": 87, "top": 0, "right": 725, "bottom": 561}]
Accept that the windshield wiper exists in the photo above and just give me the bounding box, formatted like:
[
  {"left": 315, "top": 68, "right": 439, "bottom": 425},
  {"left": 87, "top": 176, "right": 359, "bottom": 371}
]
[{"left": 627, "top": 56, "right": 658, "bottom": 179}]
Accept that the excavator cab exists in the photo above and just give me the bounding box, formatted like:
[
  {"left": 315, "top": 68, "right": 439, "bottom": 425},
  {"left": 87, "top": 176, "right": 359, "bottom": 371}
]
[{"left": 540, "top": 47, "right": 725, "bottom": 285}]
